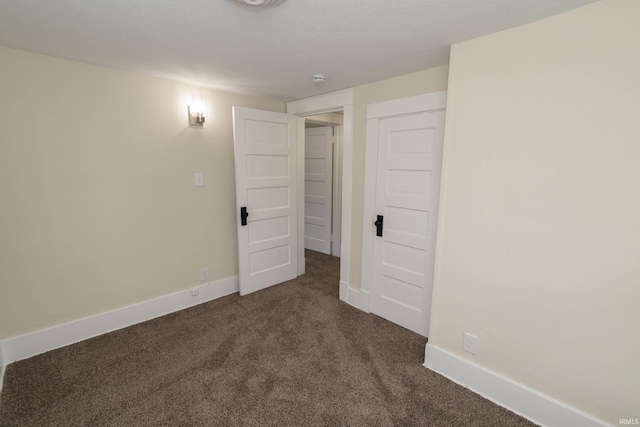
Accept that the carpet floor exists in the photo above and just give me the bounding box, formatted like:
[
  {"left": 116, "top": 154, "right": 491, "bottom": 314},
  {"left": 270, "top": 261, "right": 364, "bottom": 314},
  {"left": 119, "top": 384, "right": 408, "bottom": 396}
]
[{"left": 0, "top": 250, "right": 537, "bottom": 426}]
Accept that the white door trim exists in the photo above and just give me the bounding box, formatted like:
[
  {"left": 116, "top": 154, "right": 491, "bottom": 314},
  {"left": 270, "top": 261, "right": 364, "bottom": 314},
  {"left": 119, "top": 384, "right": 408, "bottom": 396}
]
[
  {"left": 287, "top": 88, "right": 355, "bottom": 304},
  {"left": 332, "top": 125, "right": 343, "bottom": 257},
  {"left": 295, "top": 116, "right": 306, "bottom": 275},
  {"left": 367, "top": 90, "right": 448, "bottom": 119},
  {"left": 361, "top": 90, "right": 447, "bottom": 316}
]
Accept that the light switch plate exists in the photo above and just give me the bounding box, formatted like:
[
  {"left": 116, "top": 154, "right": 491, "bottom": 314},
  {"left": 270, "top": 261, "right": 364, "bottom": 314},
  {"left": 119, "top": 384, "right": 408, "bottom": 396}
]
[{"left": 194, "top": 173, "right": 204, "bottom": 187}]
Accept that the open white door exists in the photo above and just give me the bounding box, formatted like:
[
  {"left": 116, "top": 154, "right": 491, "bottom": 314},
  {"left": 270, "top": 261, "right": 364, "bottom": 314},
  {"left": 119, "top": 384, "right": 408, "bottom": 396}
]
[
  {"left": 233, "top": 107, "right": 298, "bottom": 296},
  {"left": 363, "top": 91, "right": 447, "bottom": 337},
  {"left": 304, "top": 126, "right": 333, "bottom": 254}
]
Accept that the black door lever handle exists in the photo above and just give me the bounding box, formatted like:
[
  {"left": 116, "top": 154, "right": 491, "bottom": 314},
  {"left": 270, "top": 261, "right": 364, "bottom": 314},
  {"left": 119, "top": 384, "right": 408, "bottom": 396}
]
[
  {"left": 374, "top": 215, "right": 383, "bottom": 237},
  {"left": 240, "top": 207, "right": 249, "bottom": 226}
]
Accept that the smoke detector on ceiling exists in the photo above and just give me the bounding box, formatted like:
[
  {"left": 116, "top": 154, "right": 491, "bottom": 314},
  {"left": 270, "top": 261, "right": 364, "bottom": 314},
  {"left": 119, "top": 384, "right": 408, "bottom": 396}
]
[
  {"left": 313, "top": 75, "right": 326, "bottom": 83},
  {"left": 230, "top": 0, "right": 286, "bottom": 7}
]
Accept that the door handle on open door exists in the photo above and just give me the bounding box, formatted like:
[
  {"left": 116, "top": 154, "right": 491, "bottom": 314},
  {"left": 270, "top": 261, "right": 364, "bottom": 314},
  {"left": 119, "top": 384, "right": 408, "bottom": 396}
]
[
  {"left": 374, "top": 215, "right": 383, "bottom": 237},
  {"left": 240, "top": 207, "right": 249, "bottom": 226}
]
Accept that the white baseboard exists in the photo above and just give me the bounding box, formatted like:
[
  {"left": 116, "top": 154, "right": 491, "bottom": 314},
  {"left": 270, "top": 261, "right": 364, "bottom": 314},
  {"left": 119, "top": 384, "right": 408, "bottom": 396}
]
[
  {"left": 339, "top": 280, "right": 348, "bottom": 303},
  {"left": 359, "top": 289, "right": 370, "bottom": 313},
  {"left": 0, "top": 276, "right": 239, "bottom": 365},
  {"left": 341, "top": 282, "right": 370, "bottom": 314},
  {"left": 0, "top": 343, "right": 5, "bottom": 393},
  {"left": 423, "top": 344, "right": 611, "bottom": 427},
  {"left": 347, "top": 284, "right": 360, "bottom": 309}
]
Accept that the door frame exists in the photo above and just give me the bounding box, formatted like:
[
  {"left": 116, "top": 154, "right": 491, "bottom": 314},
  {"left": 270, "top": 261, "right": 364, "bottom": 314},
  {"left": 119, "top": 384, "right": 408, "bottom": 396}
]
[
  {"left": 332, "top": 125, "right": 343, "bottom": 257},
  {"left": 360, "top": 90, "right": 447, "bottom": 319},
  {"left": 287, "top": 88, "right": 354, "bottom": 303}
]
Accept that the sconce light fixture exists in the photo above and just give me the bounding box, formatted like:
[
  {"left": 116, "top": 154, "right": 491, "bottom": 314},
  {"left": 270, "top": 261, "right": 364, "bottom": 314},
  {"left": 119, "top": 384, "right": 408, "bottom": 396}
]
[{"left": 188, "top": 106, "right": 206, "bottom": 126}]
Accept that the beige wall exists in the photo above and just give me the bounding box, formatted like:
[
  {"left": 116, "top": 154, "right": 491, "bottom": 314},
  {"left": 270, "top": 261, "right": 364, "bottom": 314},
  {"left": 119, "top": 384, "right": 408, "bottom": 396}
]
[
  {"left": 0, "top": 47, "right": 447, "bottom": 340},
  {"left": 429, "top": 0, "right": 640, "bottom": 423},
  {"left": 350, "top": 66, "right": 449, "bottom": 289},
  {"left": 0, "top": 46, "right": 285, "bottom": 339}
]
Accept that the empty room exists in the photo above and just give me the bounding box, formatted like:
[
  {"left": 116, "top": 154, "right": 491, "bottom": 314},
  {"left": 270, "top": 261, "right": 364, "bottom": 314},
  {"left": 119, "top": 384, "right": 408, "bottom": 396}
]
[{"left": 0, "top": 0, "right": 638, "bottom": 426}]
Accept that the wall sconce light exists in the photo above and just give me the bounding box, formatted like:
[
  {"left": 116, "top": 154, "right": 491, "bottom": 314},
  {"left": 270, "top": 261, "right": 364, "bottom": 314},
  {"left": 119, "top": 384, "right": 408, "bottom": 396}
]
[{"left": 188, "top": 106, "right": 206, "bottom": 126}]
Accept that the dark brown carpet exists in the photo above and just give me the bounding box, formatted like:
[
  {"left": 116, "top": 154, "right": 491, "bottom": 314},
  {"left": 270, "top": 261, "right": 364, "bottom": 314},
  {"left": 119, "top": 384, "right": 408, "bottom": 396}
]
[{"left": 0, "top": 250, "right": 537, "bottom": 426}]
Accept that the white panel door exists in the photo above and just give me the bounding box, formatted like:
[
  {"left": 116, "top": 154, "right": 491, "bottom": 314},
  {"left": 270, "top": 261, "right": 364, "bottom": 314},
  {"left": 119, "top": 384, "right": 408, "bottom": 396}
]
[
  {"left": 370, "top": 110, "right": 445, "bottom": 336},
  {"left": 304, "top": 126, "right": 333, "bottom": 254},
  {"left": 233, "top": 107, "right": 298, "bottom": 296}
]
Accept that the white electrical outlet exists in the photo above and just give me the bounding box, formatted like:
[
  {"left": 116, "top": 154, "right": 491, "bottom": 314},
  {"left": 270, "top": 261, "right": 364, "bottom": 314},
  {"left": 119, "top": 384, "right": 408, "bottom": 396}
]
[
  {"left": 200, "top": 267, "right": 209, "bottom": 281},
  {"left": 463, "top": 332, "right": 478, "bottom": 354}
]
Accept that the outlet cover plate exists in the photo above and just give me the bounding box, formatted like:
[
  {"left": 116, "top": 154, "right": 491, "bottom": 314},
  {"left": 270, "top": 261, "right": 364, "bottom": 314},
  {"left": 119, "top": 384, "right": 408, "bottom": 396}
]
[{"left": 463, "top": 332, "right": 477, "bottom": 355}]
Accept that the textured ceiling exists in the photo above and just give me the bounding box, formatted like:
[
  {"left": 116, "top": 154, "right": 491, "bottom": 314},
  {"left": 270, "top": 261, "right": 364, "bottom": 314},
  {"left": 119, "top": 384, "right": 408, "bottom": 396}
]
[{"left": 0, "top": 0, "right": 596, "bottom": 101}]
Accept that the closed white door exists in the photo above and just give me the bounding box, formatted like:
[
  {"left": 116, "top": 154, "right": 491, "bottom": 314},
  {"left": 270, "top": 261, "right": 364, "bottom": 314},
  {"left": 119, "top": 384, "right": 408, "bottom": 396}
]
[
  {"left": 233, "top": 107, "right": 298, "bottom": 296},
  {"left": 304, "top": 126, "right": 333, "bottom": 254},
  {"left": 370, "top": 110, "right": 445, "bottom": 336}
]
